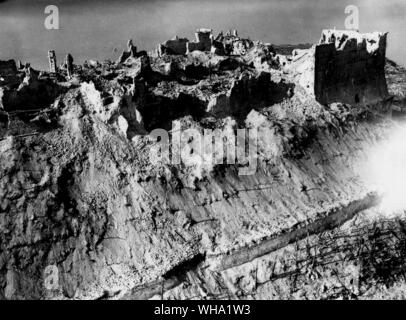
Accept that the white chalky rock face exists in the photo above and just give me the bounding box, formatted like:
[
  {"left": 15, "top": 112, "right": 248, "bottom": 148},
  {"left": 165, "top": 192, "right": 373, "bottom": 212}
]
[
  {"left": 4, "top": 270, "right": 17, "bottom": 299},
  {"left": 80, "top": 81, "right": 121, "bottom": 124},
  {"left": 117, "top": 115, "right": 129, "bottom": 136},
  {"left": 80, "top": 82, "right": 104, "bottom": 114}
]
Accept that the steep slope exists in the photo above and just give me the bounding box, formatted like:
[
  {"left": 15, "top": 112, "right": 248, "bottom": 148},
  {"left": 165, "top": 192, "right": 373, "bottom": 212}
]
[{"left": 0, "top": 30, "right": 405, "bottom": 300}]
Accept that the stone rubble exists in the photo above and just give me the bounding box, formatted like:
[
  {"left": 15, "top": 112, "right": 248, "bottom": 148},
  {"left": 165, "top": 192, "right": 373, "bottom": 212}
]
[{"left": 0, "top": 28, "right": 405, "bottom": 300}]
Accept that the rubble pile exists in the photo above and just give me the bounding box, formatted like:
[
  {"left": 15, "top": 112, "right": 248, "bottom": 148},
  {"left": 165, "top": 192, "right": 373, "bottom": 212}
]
[{"left": 0, "top": 28, "right": 405, "bottom": 300}]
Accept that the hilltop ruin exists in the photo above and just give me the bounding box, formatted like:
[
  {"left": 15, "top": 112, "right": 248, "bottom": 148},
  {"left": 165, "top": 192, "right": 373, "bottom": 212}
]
[
  {"left": 1, "top": 29, "right": 390, "bottom": 123},
  {"left": 1, "top": 28, "right": 406, "bottom": 300}
]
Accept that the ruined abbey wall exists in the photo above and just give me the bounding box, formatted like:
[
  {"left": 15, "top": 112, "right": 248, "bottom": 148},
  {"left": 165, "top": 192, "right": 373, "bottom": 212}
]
[
  {"left": 186, "top": 28, "right": 213, "bottom": 53},
  {"left": 158, "top": 37, "right": 189, "bottom": 55},
  {"left": 314, "top": 30, "right": 389, "bottom": 105}
]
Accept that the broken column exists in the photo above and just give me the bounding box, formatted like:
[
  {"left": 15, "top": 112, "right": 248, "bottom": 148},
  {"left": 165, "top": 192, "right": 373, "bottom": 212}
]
[
  {"left": 127, "top": 39, "right": 137, "bottom": 57},
  {"left": 65, "top": 54, "right": 74, "bottom": 78},
  {"left": 48, "top": 50, "right": 57, "bottom": 73}
]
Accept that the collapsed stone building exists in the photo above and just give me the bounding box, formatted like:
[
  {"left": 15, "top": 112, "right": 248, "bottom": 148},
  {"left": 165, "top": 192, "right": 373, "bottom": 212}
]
[
  {"left": 291, "top": 29, "right": 389, "bottom": 106},
  {"left": 157, "top": 36, "right": 190, "bottom": 56},
  {"left": 0, "top": 60, "right": 61, "bottom": 113},
  {"left": 117, "top": 39, "right": 149, "bottom": 64},
  {"left": 47, "top": 51, "right": 57, "bottom": 73},
  {"left": 157, "top": 28, "right": 253, "bottom": 57},
  {"left": 1, "top": 28, "right": 404, "bottom": 300},
  {"left": 217, "top": 30, "right": 254, "bottom": 56},
  {"left": 156, "top": 27, "right": 389, "bottom": 107},
  {"left": 135, "top": 28, "right": 389, "bottom": 134},
  {"left": 0, "top": 28, "right": 391, "bottom": 138}
]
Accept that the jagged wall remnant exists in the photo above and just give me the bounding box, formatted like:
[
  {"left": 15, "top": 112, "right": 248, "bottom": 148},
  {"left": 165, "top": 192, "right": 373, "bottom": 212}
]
[
  {"left": 315, "top": 30, "right": 389, "bottom": 105},
  {"left": 292, "top": 30, "right": 389, "bottom": 106},
  {"left": 206, "top": 71, "right": 272, "bottom": 117},
  {"left": 186, "top": 28, "right": 213, "bottom": 53},
  {"left": 157, "top": 28, "right": 254, "bottom": 57},
  {"left": 117, "top": 39, "right": 139, "bottom": 64},
  {"left": 158, "top": 29, "right": 214, "bottom": 56},
  {"left": 48, "top": 50, "right": 57, "bottom": 73},
  {"left": 0, "top": 60, "right": 62, "bottom": 112},
  {"left": 220, "top": 30, "right": 253, "bottom": 56},
  {"left": 158, "top": 36, "right": 190, "bottom": 56}
]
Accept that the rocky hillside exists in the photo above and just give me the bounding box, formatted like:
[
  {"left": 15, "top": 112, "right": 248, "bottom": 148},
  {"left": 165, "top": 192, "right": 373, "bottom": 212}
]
[{"left": 0, "top": 29, "right": 405, "bottom": 300}]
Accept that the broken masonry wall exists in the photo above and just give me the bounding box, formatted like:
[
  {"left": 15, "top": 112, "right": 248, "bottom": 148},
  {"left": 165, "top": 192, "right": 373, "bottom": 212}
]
[
  {"left": 314, "top": 30, "right": 389, "bottom": 105},
  {"left": 157, "top": 29, "right": 254, "bottom": 56},
  {"left": 211, "top": 40, "right": 226, "bottom": 55},
  {"left": 187, "top": 29, "right": 213, "bottom": 53},
  {"left": 186, "top": 42, "right": 202, "bottom": 53},
  {"left": 0, "top": 65, "right": 62, "bottom": 111},
  {"left": 206, "top": 71, "right": 273, "bottom": 118},
  {"left": 158, "top": 37, "right": 189, "bottom": 55},
  {"left": 194, "top": 29, "right": 213, "bottom": 51},
  {"left": 231, "top": 39, "right": 253, "bottom": 56}
]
